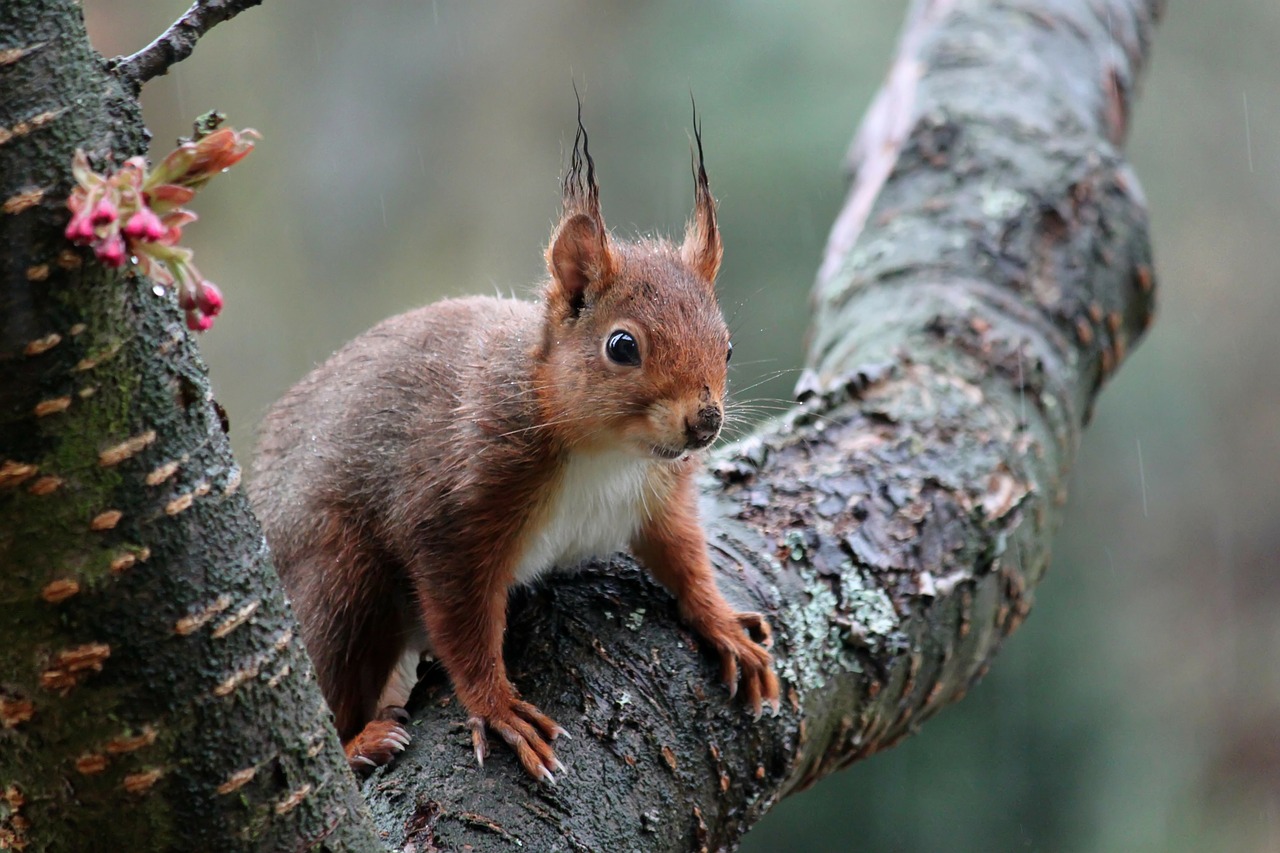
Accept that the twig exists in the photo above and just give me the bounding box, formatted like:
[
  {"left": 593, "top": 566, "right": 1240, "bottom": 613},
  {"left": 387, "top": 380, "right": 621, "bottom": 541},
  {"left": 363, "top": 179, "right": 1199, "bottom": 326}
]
[{"left": 112, "top": 0, "right": 265, "bottom": 88}]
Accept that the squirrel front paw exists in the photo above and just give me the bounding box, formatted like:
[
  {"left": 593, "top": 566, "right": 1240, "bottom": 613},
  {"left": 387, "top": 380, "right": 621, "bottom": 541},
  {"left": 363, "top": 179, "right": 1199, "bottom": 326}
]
[
  {"left": 467, "top": 699, "right": 568, "bottom": 784},
  {"left": 704, "top": 611, "right": 781, "bottom": 718},
  {"left": 344, "top": 706, "right": 411, "bottom": 773}
]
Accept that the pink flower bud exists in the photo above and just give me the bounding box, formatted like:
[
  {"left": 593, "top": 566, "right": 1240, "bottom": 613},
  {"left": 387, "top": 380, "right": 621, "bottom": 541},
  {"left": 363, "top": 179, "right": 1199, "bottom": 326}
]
[
  {"left": 64, "top": 214, "right": 95, "bottom": 244},
  {"left": 90, "top": 198, "right": 118, "bottom": 225},
  {"left": 186, "top": 311, "right": 215, "bottom": 332},
  {"left": 97, "top": 235, "right": 127, "bottom": 268},
  {"left": 123, "top": 207, "right": 167, "bottom": 242},
  {"left": 197, "top": 282, "right": 224, "bottom": 317}
]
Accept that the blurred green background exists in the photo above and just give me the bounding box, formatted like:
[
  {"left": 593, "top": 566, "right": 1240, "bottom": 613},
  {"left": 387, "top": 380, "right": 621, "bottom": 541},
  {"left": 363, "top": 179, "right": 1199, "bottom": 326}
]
[{"left": 83, "top": 2, "right": 1280, "bottom": 851}]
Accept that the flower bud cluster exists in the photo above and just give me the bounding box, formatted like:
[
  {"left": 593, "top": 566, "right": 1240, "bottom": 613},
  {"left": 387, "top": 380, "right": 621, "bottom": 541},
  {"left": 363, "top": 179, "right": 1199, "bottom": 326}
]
[{"left": 64, "top": 127, "right": 258, "bottom": 332}]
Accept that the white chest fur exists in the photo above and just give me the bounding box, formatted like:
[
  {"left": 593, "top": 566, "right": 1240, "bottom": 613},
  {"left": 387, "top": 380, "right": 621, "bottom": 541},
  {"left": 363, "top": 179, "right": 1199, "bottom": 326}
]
[{"left": 513, "top": 449, "right": 655, "bottom": 586}]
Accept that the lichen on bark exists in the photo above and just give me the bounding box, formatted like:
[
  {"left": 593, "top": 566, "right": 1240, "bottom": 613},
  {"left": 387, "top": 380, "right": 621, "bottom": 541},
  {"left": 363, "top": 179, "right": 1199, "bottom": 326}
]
[
  {"left": 3, "top": 0, "right": 1162, "bottom": 850},
  {"left": 355, "top": 1, "right": 1161, "bottom": 850}
]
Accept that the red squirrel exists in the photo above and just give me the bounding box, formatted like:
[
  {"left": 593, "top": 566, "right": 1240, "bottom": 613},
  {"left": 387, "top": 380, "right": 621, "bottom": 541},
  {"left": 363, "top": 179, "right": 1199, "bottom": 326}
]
[{"left": 250, "top": 110, "right": 779, "bottom": 783}]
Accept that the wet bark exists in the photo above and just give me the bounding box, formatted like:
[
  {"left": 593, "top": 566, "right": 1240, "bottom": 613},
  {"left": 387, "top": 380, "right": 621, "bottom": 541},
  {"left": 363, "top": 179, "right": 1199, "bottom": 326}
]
[
  {"left": 0, "top": 0, "right": 1162, "bottom": 851},
  {"left": 363, "top": 0, "right": 1162, "bottom": 850}
]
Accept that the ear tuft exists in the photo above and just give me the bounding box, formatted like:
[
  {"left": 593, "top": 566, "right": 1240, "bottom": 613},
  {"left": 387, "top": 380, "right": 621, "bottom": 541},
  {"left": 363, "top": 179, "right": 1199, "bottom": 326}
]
[
  {"left": 546, "top": 88, "right": 615, "bottom": 317},
  {"left": 563, "top": 86, "right": 602, "bottom": 220},
  {"left": 680, "top": 99, "right": 723, "bottom": 286}
]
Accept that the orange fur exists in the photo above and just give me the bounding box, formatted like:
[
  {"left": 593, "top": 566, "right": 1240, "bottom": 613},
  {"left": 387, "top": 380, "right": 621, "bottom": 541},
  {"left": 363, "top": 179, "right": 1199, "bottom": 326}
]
[
  {"left": 633, "top": 466, "right": 779, "bottom": 717},
  {"left": 251, "top": 109, "right": 777, "bottom": 782}
]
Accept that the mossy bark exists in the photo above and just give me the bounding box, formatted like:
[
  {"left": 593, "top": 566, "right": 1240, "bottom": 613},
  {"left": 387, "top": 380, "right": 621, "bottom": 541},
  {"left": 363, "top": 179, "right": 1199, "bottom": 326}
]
[{"left": 0, "top": 2, "right": 378, "bottom": 851}]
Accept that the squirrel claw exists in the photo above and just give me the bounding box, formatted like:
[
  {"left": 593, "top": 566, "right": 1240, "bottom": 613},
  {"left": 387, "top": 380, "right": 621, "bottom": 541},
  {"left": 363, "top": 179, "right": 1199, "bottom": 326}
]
[
  {"left": 345, "top": 717, "right": 412, "bottom": 773},
  {"left": 721, "top": 654, "right": 739, "bottom": 699},
  {"left": 467, "top": 716, "right": 489, "bottom": 767},
  {"left": 468, "top": 701, "right": 565, "bottom": 783}
]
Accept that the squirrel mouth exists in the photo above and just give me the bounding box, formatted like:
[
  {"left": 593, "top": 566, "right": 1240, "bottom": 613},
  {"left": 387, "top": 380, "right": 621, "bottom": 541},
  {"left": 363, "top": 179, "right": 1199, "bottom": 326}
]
[{"left": 649, "top": 444, "right": 687, "bottom": 461}]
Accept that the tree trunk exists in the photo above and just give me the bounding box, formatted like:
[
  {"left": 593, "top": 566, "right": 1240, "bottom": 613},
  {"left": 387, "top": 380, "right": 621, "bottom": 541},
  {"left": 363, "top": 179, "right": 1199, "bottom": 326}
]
[
  {"left": 0, "top": 2, "right": 377, "bottom": 850},
  {"left": 0, "top": 0, "right": 1162, "bottom": 851}
]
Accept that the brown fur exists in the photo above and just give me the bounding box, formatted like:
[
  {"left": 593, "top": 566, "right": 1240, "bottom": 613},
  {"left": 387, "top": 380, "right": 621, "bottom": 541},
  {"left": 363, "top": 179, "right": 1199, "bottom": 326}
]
[{"left": 251, "top": 112, "right": 778, "bottom": 782}]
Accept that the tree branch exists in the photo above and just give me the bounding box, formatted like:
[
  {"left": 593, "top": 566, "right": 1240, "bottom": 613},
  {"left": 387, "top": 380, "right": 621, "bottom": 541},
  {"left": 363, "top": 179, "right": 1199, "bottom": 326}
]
[
  {"left": 112, "top": 0, "right": 265, "bottom": 89},
  {"left": 815, "top": 0, "right": 955, "bottom": 290},
  {"left": 1, "top": 0, "right": 1164, "bottom": 849},
  {"left": 356, "top": 0, "right": 1163, "bottom": 849}
]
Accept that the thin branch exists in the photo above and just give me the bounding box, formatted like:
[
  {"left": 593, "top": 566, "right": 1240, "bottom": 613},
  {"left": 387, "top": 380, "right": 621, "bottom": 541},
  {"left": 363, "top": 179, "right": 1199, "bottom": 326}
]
[{"left": 112, "top": 0, "right": 265, "bottom": 88}]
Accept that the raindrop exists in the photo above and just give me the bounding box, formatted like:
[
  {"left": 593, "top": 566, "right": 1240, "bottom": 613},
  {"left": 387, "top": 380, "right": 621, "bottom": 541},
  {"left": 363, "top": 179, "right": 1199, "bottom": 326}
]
[
  {"left": 174, "top": 71, "right": 188, "bottom": 119},
  {"left": 1243, "top": 91, "right": 1255, "bottom": 173},
  {"left": 1136, "top": 438, "right": 1148, "bottom": 518}
]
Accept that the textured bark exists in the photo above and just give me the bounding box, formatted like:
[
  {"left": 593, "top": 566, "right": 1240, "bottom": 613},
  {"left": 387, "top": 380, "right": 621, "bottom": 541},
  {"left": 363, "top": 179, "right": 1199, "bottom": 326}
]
[
  {"left": 361, "top": 0, "right": 1162, "bottom": 850},
  {"left": 0, "top": 3, "right": 378, "bottom": 851},
  {"left": 0, "top": 0, "right": 1163, "bottom": 851}
]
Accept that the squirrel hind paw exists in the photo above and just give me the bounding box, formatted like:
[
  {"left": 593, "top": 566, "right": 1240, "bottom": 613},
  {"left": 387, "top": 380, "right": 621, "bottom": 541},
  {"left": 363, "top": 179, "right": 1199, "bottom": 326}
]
[
  {"left": 344, "top": 717, "right": 412, "bottom": 773},
  {"left": 376, "top": 704, "right": 412, "bottom": 724}
]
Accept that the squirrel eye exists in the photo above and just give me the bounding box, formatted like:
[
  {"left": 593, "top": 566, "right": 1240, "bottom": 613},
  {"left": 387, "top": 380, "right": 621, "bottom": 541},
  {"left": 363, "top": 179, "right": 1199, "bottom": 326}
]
[
  {"left": 726, "top": 341, "right": 734, "bottom": 364},
  {"left": 605, "top": 330, "right": 641, "bottom": 366}
]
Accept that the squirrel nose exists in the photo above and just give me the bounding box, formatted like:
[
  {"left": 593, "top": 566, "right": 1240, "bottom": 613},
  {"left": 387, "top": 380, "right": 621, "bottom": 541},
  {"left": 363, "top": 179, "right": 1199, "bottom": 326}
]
[{"left": 684, "top": 406, "right": 723, "bottom": 449}]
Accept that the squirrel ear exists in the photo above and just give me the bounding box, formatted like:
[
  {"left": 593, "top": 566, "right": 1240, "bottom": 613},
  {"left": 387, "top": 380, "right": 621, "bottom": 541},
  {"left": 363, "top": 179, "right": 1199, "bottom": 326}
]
[
  {"left": 680, "top": 107, "right": 722, "bottom": 285},
  {"left": 547, "top": 212, "right": 613, "bottom": 315}
]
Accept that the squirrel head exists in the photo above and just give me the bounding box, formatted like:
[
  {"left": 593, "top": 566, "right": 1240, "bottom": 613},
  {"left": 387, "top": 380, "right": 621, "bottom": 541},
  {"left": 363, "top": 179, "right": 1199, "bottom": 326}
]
[{"left": 536, "top": 106, "right": 730, "bottom": 461}]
